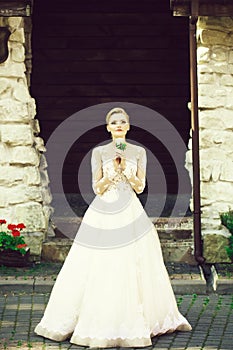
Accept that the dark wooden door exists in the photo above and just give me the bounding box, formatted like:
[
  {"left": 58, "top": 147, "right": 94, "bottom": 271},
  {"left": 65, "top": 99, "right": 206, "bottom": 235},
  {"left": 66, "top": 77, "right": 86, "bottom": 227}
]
[{"left": 31, "top": 0, "right": 191, "bottom": 214}]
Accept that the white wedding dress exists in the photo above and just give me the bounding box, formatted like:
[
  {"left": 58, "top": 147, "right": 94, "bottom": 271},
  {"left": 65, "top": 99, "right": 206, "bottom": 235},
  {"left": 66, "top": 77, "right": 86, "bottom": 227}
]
[{"left": 34, "top": 142, "right": 192, "bottom": 347}]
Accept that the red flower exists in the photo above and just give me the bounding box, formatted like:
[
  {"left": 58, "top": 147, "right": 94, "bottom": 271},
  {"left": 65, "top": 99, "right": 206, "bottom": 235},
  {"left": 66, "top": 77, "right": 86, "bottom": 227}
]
[
  {"left": 11, "top": 230, "right": 20, "bottom": 237},
  {"left": 16, "top": 244, "right": 27, "bottom": 249},
  {"left": 8, "top": 224, "right": 17, "bottom": 231},
  {"left": 17, "top": 223, "right": 26, "bottom": 230},
  {"left": 0, "top": 219, "right": 6, "bottom": 224}
]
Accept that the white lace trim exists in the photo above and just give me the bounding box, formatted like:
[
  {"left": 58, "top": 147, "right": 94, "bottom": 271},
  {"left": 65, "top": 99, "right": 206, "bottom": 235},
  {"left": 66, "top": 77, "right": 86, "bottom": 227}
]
[{"left": 35, "top": 315, "right": 191, "bottom": 347}]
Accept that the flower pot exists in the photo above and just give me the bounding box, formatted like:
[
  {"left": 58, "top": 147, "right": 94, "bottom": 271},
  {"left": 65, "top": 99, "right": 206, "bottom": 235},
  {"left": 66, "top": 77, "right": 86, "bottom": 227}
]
[{"left": 0, "top": 248, "right": 32, "bottom": 267}]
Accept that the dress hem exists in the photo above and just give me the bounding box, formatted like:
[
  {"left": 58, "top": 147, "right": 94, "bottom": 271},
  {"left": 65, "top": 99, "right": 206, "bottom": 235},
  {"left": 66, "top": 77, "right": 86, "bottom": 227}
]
[{"left": 35, "top": 321, "right": 192, "bottom": 348}]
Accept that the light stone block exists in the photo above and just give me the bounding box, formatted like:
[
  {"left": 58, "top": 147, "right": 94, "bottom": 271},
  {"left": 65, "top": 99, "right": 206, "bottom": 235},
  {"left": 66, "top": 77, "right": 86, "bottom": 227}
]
[
  {"left": 198, "top": 16, "right": 233, "bottom": 30},
  {"left": 201, "top": 217, "right": 222, "bottom": 230},
  {"left": 1, "top": 124, "right": 33, "bottom": 146},
  {"left": 0, "top": 165, "right": 23, "bottom": 185},
  {"left": 198, "top": 73, "right": 214, "bottom": 84},
  {"left": 198, "top": 95, "right": 226, "bottom": 109},
  {"left": 9, "top": 146, "right": 40, "bottom": 166},
  {"left": 229, "top": 64, "right": 233, "bottom": 74},
  {"left": 199, "top": 109, "right": 233, "bottom": 130},
  {"left": 200, "top": 29, "right": 233, "bottom": 46},
  {"left": 200, "top": 198, "right": 216, "bottom": 206},
  {"left": 197, "top": 64, "right": 213, "bottom": 73},
  {"left": 213, "top": 132, "right": 233, "bottom": 151},
  {"left": 41, "top": 186, "right": 52, "bottom": 205},
  {"left": 0, "top": 191, "right": 7, "bottom": 207},
  {"left": 23, "top": 231, "right": 45, "bottom": 256},
  {"left": 0, "top": 208, "right": 11, "bottom": 221},
  {"left": 9, "top": 28, "right": 25, "bottom": 43},
  {"left": 11, "top": 43, "right": 25, "bottom": 62},
  {"left": 212, "top": 63, "right": 229, "bottom": 74},
  {"left": 199, "top": 84, "right": 226, "bottom": 97},
  {"left": 27, "top": 99, "right": 37, "bottom": 119},
  {"left": 200, "top": 181, "right": 233, "bottom": 201},
  {"left": 42, "top": 205, "right": 54, "bottom": 238},
  {"left": 12, "top": 82, "right": 31, "bottom": 103},
  {"left": 197, "top": 46, "right": 210, "bottom": 63},
  {"left": 39, "top": 154, "right": 48, "bottom": 169},
  {"left": 40, "top": 169, "right": 50, "bottom": 186},
  {"left": 200, "top": 148, "right": 228, "bottom": 161},
  {"left": 221, "top": 74, "right": 233, "bottom": 86},
  {"left": 8, "top": 17, "right": 22, "bottom": 29},
  {"left": 200, "top": 161, "right": 212, "bottom": 182},
  {"left": 0, "top": 99, "right": 29, "bottom": 122},
  {"left": 211, "top": 161, "right": 222, "bottom": 182},
  {"left": 23, "top": 167, "right": 41, "bottom": 185},
  {"left": 200, "top": 130, "right": 233, "bottom": 149},
  {"left": 0, "top": 142, "right": 10, "bottom": 164},
  {"left": 15, "top": 202, "right": 46, "bottom": 231},
  {"left": 229, "top": 51, "right": 233, "bottom": 63},
  {"left": 226, "top": 93, "right": 233, "bottom": 109},
  {"left": 214, "top": 202, "right": 233, "bottom": 215},
  {"left": 30, "top": 119, "right": 40, "bottom": 134},
  {"left": 0, "top": 78, "right": 11, "bottom": 95},
  {"left": 201, "top": 206, "right": 224, "bottom": 220},
  {"left": 211, "top": 47, "right": 227, "bottom": 62},
  {"left": 220, "top": 162, "right": 233, "bottom": 181},
  {"left": 0, "top": 165, "right": 40, "bottom": 186},
  {"left": 0, "top": 185, "right": 42, "bottom": 205},
  {"left": 34, "top": 136, "right": 46, "bottom": 152},
  {"left": 0, "top": 62, "right": 25, "bottom": 78}
]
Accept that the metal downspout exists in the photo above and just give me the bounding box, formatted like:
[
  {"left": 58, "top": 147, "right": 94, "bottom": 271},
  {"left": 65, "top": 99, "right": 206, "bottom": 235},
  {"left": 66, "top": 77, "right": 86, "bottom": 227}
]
[{"left": 189, "top": 0, "right": 205, "bottom": 264}]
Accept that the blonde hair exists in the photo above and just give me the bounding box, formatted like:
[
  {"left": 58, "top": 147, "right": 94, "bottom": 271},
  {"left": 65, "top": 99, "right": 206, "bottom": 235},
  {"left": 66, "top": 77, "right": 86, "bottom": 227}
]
[{"left": 106, "top": 107, "right": 130, "bottom": 124}]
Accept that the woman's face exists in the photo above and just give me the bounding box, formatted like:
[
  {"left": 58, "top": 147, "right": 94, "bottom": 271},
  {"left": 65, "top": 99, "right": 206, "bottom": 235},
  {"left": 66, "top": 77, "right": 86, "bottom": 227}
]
[{"left": 107, "top": 113, "right": 129, "bottom": 139}]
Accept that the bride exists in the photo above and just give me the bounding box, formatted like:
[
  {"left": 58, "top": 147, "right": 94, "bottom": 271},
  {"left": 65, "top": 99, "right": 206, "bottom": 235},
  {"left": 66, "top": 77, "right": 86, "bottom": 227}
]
[{"left": 34, "top": 107, "right": 192, "bottom": 347}]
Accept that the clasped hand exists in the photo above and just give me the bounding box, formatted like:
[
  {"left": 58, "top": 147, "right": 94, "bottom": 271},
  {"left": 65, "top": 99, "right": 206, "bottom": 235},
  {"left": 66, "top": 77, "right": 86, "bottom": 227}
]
[{"left": 113, "top": 154, "right": 126, "bottom": 173}]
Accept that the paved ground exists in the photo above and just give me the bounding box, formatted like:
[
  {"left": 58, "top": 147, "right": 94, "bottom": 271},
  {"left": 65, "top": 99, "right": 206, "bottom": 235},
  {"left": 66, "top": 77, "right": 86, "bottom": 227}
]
[
  {"left": 0, "top": 293, "right": 232, "bottom": 350},
  {"left": 0, "top": 262, "right": 232, "bottom": 349}
]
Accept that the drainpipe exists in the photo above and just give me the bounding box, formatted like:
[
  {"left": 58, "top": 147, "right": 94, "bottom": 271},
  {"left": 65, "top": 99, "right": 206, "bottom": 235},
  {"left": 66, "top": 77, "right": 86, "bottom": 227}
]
[{"left": 189, "top": 0, "right": 205, "bottom": 264}]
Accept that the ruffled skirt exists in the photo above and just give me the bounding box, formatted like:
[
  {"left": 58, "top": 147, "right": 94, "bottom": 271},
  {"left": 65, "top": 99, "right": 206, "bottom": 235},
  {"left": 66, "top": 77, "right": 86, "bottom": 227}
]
[{"left": 35, "top": 187, "right": 191, "bottom": 347}]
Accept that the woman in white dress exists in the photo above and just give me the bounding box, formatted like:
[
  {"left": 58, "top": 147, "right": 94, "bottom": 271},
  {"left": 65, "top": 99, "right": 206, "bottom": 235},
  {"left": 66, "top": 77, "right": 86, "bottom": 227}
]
[{"left": 34, "top": 107, "right": 192, "bottom": 347}]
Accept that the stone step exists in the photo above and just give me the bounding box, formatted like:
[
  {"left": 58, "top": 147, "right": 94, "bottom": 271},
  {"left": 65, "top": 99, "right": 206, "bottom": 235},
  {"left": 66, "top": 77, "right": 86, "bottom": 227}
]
[
  {"left": 161, "top": 239, "right": 195, "bottom": 264},
  {"left": 42, "top": 238, "right": 71, "bottom": 263},
  {"left": 42, "top": 216, "right": 194, "bottom": 264},
  {"left": 52, "top": 216, "right": 193, "bottom": 241},
  {"left": 42, "top": 238, "right": 195, "bottom": 264},
  {"left": 154, "top": 216, "right": 193, "bottom": 240}
]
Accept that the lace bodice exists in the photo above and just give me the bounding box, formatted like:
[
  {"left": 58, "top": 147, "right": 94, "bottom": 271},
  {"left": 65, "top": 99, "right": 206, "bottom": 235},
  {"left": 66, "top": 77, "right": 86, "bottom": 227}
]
[{"left": 91, "top": 142, "right": 147, "bottom": 195}]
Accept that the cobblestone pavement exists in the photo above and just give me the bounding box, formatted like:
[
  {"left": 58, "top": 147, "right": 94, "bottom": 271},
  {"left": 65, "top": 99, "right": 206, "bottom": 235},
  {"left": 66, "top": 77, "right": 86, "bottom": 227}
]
[{"left": 0, "top": 293, "right": 232, "bottom": 350}]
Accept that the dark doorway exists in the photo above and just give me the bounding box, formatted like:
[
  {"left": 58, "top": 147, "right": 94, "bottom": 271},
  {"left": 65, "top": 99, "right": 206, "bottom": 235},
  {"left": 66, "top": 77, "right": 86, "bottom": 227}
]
[{"left": 31, "top": 0, "right": 191, "bottom": 216}]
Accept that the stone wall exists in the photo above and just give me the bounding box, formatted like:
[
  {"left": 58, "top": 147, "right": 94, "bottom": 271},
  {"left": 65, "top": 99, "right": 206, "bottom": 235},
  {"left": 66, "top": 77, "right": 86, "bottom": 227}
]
[
  {"left": 186, "top": 17, "right": 233, "bottom": 263},
  {"left": 0, "top": 17, "right": 54, "bottom": 259}
]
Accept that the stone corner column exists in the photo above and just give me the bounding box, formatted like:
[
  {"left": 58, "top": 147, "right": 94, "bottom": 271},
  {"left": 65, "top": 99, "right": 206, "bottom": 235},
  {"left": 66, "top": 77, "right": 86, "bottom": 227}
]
[
  {"left": 185, "top": 16, "right": 233, "bottom": 263},
  {"left": 0, "top": 17, "right": 55, "bottom": 260}
]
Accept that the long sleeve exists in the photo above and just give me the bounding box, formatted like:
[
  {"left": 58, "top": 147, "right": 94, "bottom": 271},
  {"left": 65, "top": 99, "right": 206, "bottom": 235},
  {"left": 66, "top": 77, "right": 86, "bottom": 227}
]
[
  {"left": 122, "top": 146, "right": 147, "bottom": 194},
  {"left": 137, "top": 147, "right": 147, "bottom": 193},
  {"left": 91, "top": 147, "right": 103, "bottom": 195}
]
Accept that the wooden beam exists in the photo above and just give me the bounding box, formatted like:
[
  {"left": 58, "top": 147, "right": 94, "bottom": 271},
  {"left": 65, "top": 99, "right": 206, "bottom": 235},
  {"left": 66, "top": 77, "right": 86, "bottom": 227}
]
[
  {"left": 0, "top": 1, "right": 32, "bottom": 16},
  {"left": 171, "top": 0, "right": 233, "bottom": 16}
]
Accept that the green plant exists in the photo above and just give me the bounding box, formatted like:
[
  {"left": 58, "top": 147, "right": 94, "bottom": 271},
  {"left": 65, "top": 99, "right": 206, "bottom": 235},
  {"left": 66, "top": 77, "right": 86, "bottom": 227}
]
[
  {"left": 220, "top": 210, "right": 233, "bottom": 234},
  {"left": 0, "top": 219, "right": 27, "bottom": 255},
  {"left": 17, "top": 340, "right": 23, "bottom": 347},
  {"left": 116, "top": 142, "right": 127, "bottom": 151},
  {"left": 220, "top": 210, "right": 233, "bottom": 260},
  {"left": 225, "top": 236, "right": 233, "bottom": 261}
]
